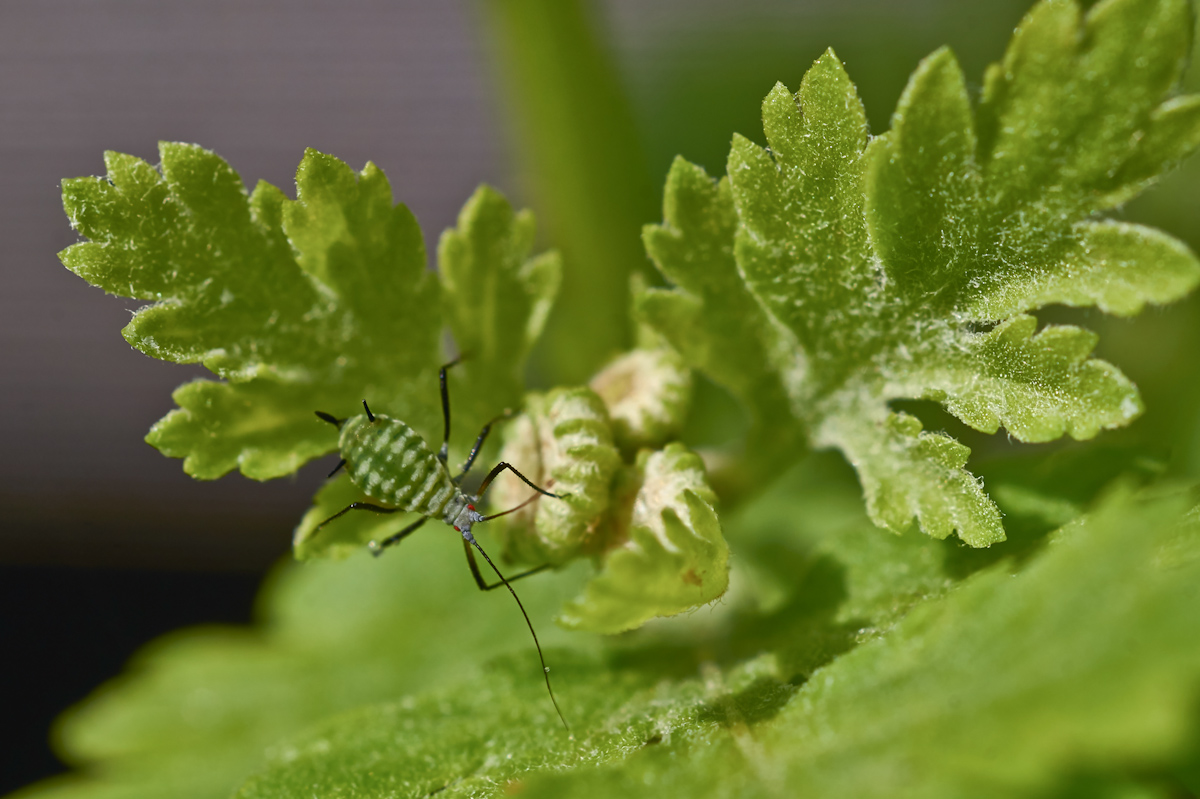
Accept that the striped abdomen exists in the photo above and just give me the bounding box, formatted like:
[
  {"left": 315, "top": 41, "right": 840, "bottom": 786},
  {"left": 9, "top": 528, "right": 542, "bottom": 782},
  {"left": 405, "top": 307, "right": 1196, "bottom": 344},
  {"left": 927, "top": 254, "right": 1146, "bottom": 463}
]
[{"left": 338, "top": 414, "right": 457, "bottom": 516}]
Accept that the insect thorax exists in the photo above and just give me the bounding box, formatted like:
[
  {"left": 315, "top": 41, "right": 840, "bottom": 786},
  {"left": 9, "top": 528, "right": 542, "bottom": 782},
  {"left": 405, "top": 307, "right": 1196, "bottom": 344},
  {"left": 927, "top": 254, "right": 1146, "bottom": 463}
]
[{"left": 339, "top": 414, "right": 457, "bottom": 516}]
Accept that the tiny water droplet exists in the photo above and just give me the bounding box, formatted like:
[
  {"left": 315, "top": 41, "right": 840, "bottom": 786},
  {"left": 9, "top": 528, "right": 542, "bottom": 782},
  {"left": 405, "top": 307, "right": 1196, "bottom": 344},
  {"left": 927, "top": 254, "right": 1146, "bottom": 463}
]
[{"left": 544, "top": 666, "right": 550, "bottom": 673}]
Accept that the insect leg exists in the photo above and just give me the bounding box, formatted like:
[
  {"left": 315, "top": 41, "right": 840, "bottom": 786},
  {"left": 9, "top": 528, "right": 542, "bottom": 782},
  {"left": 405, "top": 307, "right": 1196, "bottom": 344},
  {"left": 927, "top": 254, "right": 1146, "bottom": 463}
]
[
  {"left": 315, "top": 501, "right": 398, "bottom": 532},
  {"left": 436, "top": 357, "right": 464, "bottom": 464},
  {"left": 327, "top": 459, "right": 347, "bottom": 478},
  {"left": 369, "top": 516, "right": 429, "bottom": 557},
  {"left": 461, "top": 538, "right": 551, "bottom": 590},
  {"left": 461, "top": 534, "right": 569, "bottom": 730},
  {"left": 453, "top": 410, "right": 513, "bottom": 482},
  {"left": 477, "top": 461, "right": 564, "bottom": 499}
]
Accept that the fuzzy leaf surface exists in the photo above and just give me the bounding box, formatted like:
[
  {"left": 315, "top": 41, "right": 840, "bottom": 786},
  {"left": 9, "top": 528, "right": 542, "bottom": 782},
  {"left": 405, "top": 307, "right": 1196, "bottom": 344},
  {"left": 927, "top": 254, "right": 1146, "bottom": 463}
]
[
  {"left": 61, "top": 148, "right": 561, "bottom": 561},
  {"left": 640, "top": 158, "right": 803, "bottom": 496},
  {"left": 645, "top": 0, "right": 1200, "bottom": 544},
  {"left": 61, "top": 145, "right": 442, "bottom": 481},
  {"left": 230, "top": 489, "right": 1200, "bottom": 799}
]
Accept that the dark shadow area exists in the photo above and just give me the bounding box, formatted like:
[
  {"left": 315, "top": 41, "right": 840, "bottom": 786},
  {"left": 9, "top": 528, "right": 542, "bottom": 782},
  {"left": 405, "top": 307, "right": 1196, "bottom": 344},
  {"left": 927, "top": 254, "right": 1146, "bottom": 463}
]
[
  {"left": 694, "top": 675, "right": 801, "bottom": 728},
  {"left": 0, "top": 564, "right": 263, "bottom": 794},
  {"left": 606, "top": 548, "right": 861, "bottom": 694}
]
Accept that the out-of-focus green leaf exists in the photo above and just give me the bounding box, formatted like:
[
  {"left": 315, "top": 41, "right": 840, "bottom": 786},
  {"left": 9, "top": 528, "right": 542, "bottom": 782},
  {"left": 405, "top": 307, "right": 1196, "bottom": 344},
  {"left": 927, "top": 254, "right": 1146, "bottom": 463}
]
[
  {"left": 230, "top": 489, "right": 1200, "bottom": 799},
  {"left": 15, "top": 532, "right": 591, "bottom": 799}
]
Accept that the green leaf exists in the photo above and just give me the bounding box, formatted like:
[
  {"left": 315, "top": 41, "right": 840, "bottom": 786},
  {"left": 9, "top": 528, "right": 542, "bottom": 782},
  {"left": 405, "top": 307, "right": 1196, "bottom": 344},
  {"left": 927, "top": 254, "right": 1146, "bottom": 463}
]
[
  {"left": 62, "top": 148, "right": 563, "bottom": 548},
  {"left": 645, "top": 0, "right": 1200, "bottom": 544},
  {"left": 439, "top": 185, "right": 562, "bottom": 429},
  {"left": 62, "top": 144, "right": 444, "bottom": 481},
  {"left": 27, "top": 533, "right": 591, "bottom": 799},
  {"left": 231, "top": 488, "right": 1200, "bottom": 799},
  {"left": 640, "top": 158, "right": 803, "bottom": 496},
  {"left": 291, "top": 473, "right": 422, "bottom": 560}
]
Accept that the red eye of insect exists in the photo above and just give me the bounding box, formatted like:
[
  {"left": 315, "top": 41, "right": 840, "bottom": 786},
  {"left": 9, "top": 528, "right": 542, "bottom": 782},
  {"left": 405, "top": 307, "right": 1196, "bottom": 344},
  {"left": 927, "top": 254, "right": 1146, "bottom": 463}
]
[
  {"left": 453, "top": 525, "right": 460, "bottom": 532},
  {"left": 468, "top": 504, "right": 475, "bottom": 511}
]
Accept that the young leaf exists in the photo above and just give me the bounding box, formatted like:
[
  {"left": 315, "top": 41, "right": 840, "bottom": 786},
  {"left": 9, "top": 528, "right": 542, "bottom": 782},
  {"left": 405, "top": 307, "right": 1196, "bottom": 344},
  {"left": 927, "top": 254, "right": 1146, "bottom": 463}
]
[
  {"left": 640, "top": 158, "right": 804, "bottom": 497},
  {"left": 647, "top": 0, "right": 1200, "bottom": 544},
  {"left": 589, "top": 346, "right": 693, "bottom": 455},
  {"left": 492, "top": 387, "right": 623, "bottom": 565},
  {"left": 439, "top": 185, "right": 562, "bottom": 429},
  {"left": 61, "top": 145, "right": 442, "bottom": 481}
]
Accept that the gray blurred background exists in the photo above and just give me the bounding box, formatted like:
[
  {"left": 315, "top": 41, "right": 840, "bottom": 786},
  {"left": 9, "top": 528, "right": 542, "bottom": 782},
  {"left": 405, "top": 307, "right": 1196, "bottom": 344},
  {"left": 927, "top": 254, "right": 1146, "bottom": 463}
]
[{"left": 3, "top": 0, "right": 1198, "bottom": 791}]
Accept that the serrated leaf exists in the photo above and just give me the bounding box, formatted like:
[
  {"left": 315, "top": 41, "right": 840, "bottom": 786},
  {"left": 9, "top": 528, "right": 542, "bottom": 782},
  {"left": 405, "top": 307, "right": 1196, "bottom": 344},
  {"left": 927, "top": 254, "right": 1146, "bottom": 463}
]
[
  {"left": 439, "top": 185, "right": 562, "bottom": 429},
  {"left": 62, "top": 147, "right": 562, "bottom": 548},
  {"left": 61, "top": 145, "right": 444, "bottom": 481},
  {"left": 639, "top": 158, "right": 803, "bottom": 496},
  {"left": 645, "top": 0, "right": 1200, "bottom": 544}
]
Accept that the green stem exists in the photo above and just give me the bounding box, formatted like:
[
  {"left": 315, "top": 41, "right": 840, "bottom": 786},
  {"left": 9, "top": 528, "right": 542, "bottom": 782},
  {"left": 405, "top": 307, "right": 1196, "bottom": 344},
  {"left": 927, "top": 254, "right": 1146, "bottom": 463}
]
[{"left": 478, "top": 0, "right": 659, "bottom": 384}]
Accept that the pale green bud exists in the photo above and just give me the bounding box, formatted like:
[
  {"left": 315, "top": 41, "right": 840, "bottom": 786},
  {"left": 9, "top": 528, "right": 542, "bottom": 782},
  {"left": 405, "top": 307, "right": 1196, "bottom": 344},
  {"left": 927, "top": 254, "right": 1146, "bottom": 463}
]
[
  {"left": 589, "top": 348, "right": 692, "bottom": 455},
  {"left": 492, "top": 387, "right": 622, "bottom": 564},
  {"left": 558, "top": 442, "right": 728, "bottom": 634}
]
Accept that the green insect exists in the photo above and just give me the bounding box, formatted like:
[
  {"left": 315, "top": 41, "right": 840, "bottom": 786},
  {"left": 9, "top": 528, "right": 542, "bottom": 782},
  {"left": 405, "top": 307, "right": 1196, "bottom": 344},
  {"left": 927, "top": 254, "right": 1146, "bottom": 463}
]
[{"left": 315, "top": 358, "right": 569, "bottom": 729}]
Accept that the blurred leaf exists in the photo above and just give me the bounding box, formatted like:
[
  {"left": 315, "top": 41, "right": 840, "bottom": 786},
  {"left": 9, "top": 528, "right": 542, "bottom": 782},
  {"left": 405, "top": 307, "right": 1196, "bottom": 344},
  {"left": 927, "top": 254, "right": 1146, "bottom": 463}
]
[
  {"left": 231, "top": 489, "right": 1200, "bottom": 798},
  {"left": 439, "top": 185, "right": 562, "bottom": 427}
]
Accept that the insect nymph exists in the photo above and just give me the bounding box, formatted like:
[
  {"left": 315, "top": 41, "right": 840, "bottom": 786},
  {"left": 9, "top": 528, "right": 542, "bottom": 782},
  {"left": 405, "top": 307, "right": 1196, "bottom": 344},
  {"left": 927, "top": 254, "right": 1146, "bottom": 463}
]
[{"left": 315, "top": 357, "right": 569, "bottom": 729}]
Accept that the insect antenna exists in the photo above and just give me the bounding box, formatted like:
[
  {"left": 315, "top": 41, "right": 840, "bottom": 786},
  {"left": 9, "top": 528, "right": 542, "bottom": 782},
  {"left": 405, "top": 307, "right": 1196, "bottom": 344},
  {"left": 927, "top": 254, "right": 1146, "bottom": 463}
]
[
  {"left": 361, "top": 399, "right": 375, "bottom": 422},
  {"left": 314, "top": 411, "right": 343, "bottom": 427},
  {"left": 467, "top": 537, "right": 569, "bottom": 731}
]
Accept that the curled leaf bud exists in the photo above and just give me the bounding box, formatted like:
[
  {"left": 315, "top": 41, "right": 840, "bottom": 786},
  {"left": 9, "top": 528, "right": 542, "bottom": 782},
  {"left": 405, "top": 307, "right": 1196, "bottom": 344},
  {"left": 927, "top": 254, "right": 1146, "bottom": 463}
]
[
  {"left": 589, "top": 348, "right": 692, "bottom": 454},
  {"left": 558, "top": 442, "right": 729, "bottom": 634},
  {"left": 492, "top": 387, "right": 622, "bottom": 564}
]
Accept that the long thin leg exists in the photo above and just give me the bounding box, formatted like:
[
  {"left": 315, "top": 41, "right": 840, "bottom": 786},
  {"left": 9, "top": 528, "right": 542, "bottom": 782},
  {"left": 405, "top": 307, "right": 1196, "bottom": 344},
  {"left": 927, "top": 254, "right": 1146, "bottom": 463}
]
[
  {"left": 370, "top": 516, "right": 429, "bottom": 557},
  {"left": 315, "top": 502, "right": 398, "bottom": 532},
  {"left": 453, "top": 411, "right": 513, "bottom": 482},
  {"left": 462, "top": 534, "right": 568, "bottom": 730},
  {"left": 462, "top": 539, "right": 550, "bottom": 590},
  {"left": 437, "top": 357, "right": 463, "bottom": 464},
  {"left": 477, "top": 461, "right": 564, "bottom": 499}
]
